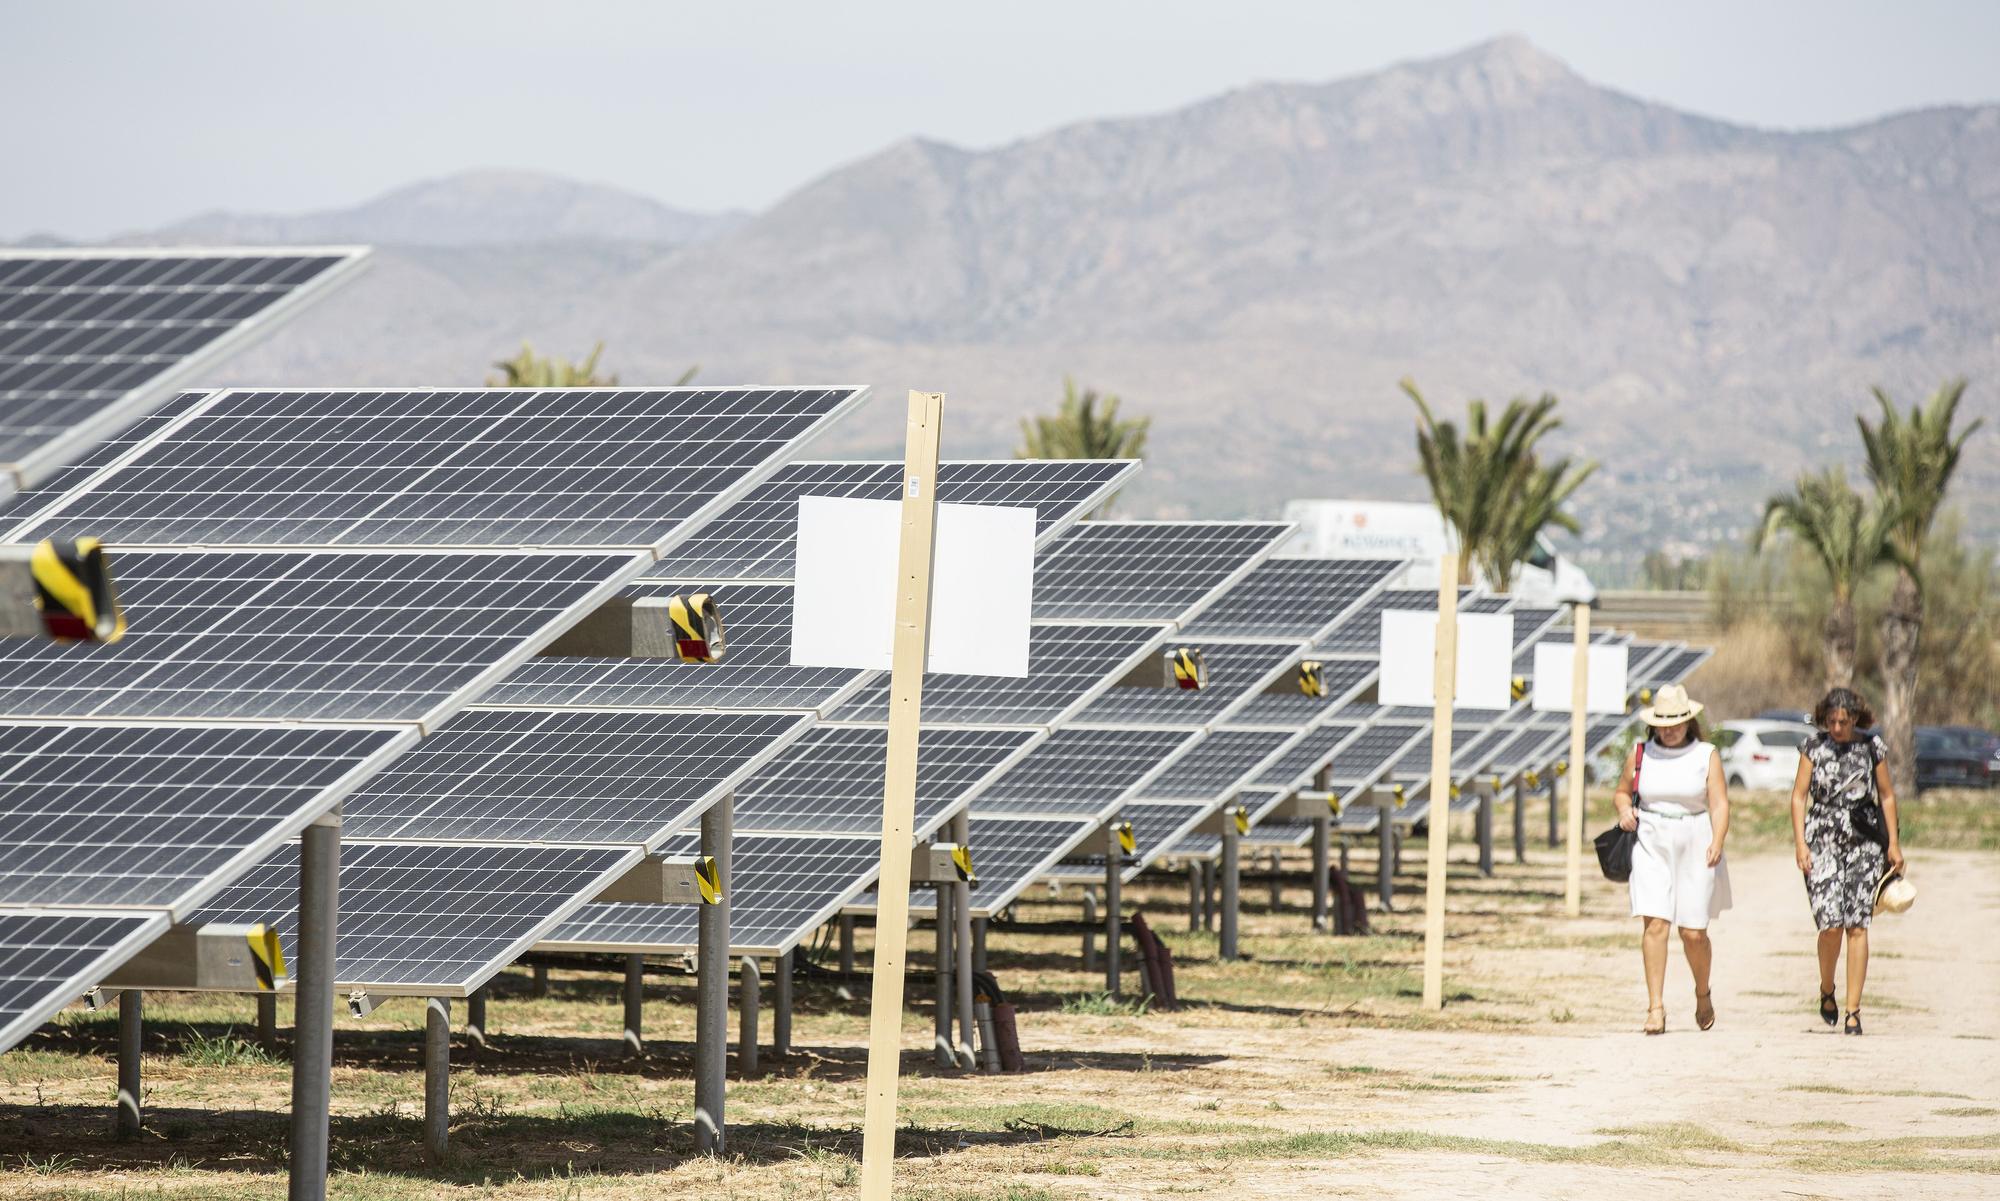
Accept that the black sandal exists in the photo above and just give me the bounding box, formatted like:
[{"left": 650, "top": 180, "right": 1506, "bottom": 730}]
[
  {"left": 1844, "top": 1009, "right": 1863, "bottom": 1036},
  {"left": 1819, "top": 990, "right": 1838, "bottom": 1026}
]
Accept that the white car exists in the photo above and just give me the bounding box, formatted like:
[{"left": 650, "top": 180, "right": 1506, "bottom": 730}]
[{"left": 1716, "top": 720, "right": 1813, "bottom": 792}]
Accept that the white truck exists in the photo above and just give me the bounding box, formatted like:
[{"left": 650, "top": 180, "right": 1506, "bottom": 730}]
[{"left": 1280, "top": 499, "right": 1597, "bottom": 607}]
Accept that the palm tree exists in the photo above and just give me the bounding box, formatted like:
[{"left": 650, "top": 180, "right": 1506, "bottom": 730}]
[
  {"left": 1405, "top": 378, "right": 1595, "bottom": 588},
  {"left": 1017, "top": 378, "right": 1149, "bottom": 513},
  {"left": 1753, "top": 467, "right": 1898, "bottom": 689},
  {"left": 1858, "top": 378, "right": 1983, "bottom": 797},
  {"left": 486, "top": 342, "right": 700, "bottom": 388}
]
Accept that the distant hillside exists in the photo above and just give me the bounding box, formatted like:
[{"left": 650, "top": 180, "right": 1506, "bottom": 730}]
[
  {"left": 145, "top": 168, "right": 746, "bottom": 247},
  {"left": 145, "top": 38, "right": 2000, "bottom": 579}
]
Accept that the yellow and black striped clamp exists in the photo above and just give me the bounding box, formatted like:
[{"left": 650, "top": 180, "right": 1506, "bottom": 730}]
[
  {"left": 1449, "top": 783, "right": 1461, "bottom": 800},
  {"left": 1554, "top": 760, "right": 1569, "bottom": 777},
  {"left": 1297, "top": 660, "right": 1325, "bottom": 698},
  {"left": 1169, "top": 646, "right": 1207, "bottom": 691},
  {"left": 666, "top": 592, "right": 724, "bottom": 664},
  {"left": 950, "top": 844, "right": 975, "bottom": 883},
  {"left": 1115, "top": 821, "right": 1136, "bottom": 856},
  {"left": 31, "top": 538, "right": 125, "bottom": 644},
  {"left": 694, "top": 855, "right": 723, "bottom": 904},
  {"left": 1510, "top": 675, "right": 1528, "bottom": 702},
  {"left": 1525, "top": 770, "right": 1542, "bottom": 788},
  {"left": 1232, "top": 806, "right": 1250, "bottom": 836},
  {"left": 1392, "top": 783, "right": 1407, "bottom": 809},
  {"left": 1638, "top": 688, "right": 1653, "bottom": 705},
  {"left": 246, "top": 923, "right": 286, "bottom": 991},
  {"left": 1326, "top": 793, "right": 1342, "bottom": 816}
]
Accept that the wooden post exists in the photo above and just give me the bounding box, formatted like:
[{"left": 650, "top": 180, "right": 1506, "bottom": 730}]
[
  {"left": 1564, "top": 603, "right": 1592, "bottom": 917},
  {"left": 858, "top": 391, "right": 945, "bottom": 1201},
  {"left": 1420, "top": 553, "right": 1459, "bottom": 1012}
]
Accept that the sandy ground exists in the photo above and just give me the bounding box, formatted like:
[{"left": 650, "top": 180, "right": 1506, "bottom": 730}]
[{"left": 1057, "top": 846, "right": 2000, "bottom": 1199}]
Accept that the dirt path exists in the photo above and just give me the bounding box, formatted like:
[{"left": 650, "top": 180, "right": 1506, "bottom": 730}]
[{"left": 1075, "top": 847, "right": 2000, "bottom": 1198}]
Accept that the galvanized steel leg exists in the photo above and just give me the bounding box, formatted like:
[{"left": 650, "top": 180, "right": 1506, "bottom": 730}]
[
  {"left": 1201, "top": 859, "right": 1217, "bottom": 931},
  {"left": 1080, "top": 890, "right": 1098, "bottom": 972},
  {"left": 1104, "top": 826, "right": 1123, "bottom": 994},
  {"left": 933, "top": 884, "right": 953, "bottom": 1068},
  {"left": 1513, "top": 779, "right": 1528, "bottom": 864},
  {"left": 1547, "top": 771, "right": 1561, "bottom": 848},
  {"left": 422, "top": 997, "right": 450, "bottom": 1165},
  {"left": 531, "top": 962, "right": 549, "bottom": 997},
  {"left": 115, "top": 989, "right": 142, "bottom": 1136},
  {"left": 773, "top": 950, "right": 793, "bottom": 1058},
  {"left": 694, "top": 795, "right": 732, "bottom": 1154},
  {"left": 288, "top": 815, "right": 339, "bottom": 1201},
  {"left": 739, "top": 958, "right": 760, "bottom": 1077},
  {"left": 1311, "top": 816, "right": 1332, "bottom": 932},
  {"left": 1220, "top": 823, "right": 1241, "bottom": 961},
  {"left": 972, "top": 916, "right": 989, "bottom": 974},
  {"left": 1267, "top": 850, "right": 1283, "bottom": 909},
  {"left": 1478, "top": 791, "right": 1495, "bottom": 878},
  {"left": 951, "top": 811, "right": 976, "bottom": 1068},
  {"left": 1377, "top": 816, "right": 1395, "bottom": 911},
  {"left": 257, "top": 991, "right": 277, "bottom": 1050},
  {"left": 621, "top": 955, "right": 644, "bottom": 1058},
  {"left": 838, "top": 914, "right": 855, "bottom": 976},
  {"left": 465, "top": 985, "right": 487, "bottom": 1055},
  {"left": 1187, "top": 861, "right": 1202, "bottom": 932}
]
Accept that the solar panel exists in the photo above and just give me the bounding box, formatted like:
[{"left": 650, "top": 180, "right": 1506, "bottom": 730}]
[
  {"left": 0, "top": 249, "right": 367, "bottom": 487},
  {"left": 1644, "top": 647, "right": 1711, "bottom": 687},
  {"left": 545, "top": 832, "right": 881, "bottom": 957},
  {"left": 1390, "top": 725, "right": 1495, "bottom": 781},
  {"left": 0, "top": 722, "right": 412, "bottom": 910},
  {"left": 1143, "top": 728, "right": 1297, "bottom": 800},
  {"left": 1313, "top": 586, "right": 1481, "bottom": 655},
  {"left": 1243, "top": 814, "right": 1314, "bottom": 848},
  {"left": 1180, "top": 558, "right": 1402, "bottom": 641},
  {"left": 9, "top": 385, "right": 866, "bottom": 549},
  {"left": 1328, "top": 723, "right": 1428, "bottom": 789},
  {"left": 0, "top": 549, "right": 638, "bottom": 722},
  {"left": 341, "top": 708, "right": 806, "bottom": 847},
  {"left": 1119, "top": 802, "right": 1211, "bottom": 866},
  {"left": 827, "top": 623, "right": 1167, "bottom": 727},
  {"left": 1164, "top": 830, "right": 1223, "bottom": 860},
  {"left": 1225, "top": 657, "right": 1377, "bottom": 728},
  {"left": 651, "top": 459, "right": 1136, "bottom": 581},
  {"left": 733, "top": 725, "right": 1037, "bottom": 838},
  {"left": 1069, "top": 641, "right": 1303, "bottom": 729},
  {"left": 973, "top": 726, "right": 1195, "bottom": 817},
  {"left": 0, "top": 390, "right": 211, "bottom": 524},
  {"left": 1031, "top": 521, "right": 1290, "bottom": 621},
  {"left": 885, "top": 816, "right": 1095, "bottom": 920},
  {"left": 193, "top": 841, "right": 637, "bottom": 994},
  {"left": 1251, "top": 722, "right": 1363, "bottom": 791},
  {"left": 488, "top": 581, "right": 868, "bottom": 714},
  {"left": 0, "top": 909, "right": 170, "bottom": 1053}
]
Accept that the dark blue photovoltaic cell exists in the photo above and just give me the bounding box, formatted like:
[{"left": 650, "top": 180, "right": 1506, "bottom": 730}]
[
  {"left": 733, "top": 725, "right": 1037, "bottom": 837},
  {"left": 1032, "top": 522, "right": 1291, "bottom": 621},
  {"left": 0, "top": 910, "right": 167, "bottom": 1052}
]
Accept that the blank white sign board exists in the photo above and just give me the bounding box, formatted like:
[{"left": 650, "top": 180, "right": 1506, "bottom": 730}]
[
  {"left": 1378, "top": 609, "right": 1514, "bottom": 711},
  {"left": 790, "top": 495, "right": 1034, "bottom": 678},
  {"left": 1530, "top": 643, "right": 1630, "bottom": 714}
]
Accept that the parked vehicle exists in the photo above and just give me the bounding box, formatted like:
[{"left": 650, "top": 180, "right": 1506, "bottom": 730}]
[
  {"left": 1755, "top": 708, "right": 1812, "bottom": 725},
  {"left": 1715, "top": 720, "right": 1812, "bottom": 792},
  {"left": 1915, "top": 726, "right": 1994, "bottom": 792}
]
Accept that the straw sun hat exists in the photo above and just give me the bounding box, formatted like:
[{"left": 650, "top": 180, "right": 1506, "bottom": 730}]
[
  {"left": 1874, "top": 869, "right": 1917, "bottom": 915},
  {"left": 1639, "top": 683, "right": 1705, "bottom": 727}
]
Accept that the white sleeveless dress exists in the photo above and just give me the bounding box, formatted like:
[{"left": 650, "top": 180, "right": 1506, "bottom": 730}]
[{"left": 1627, "top": 740, "right": 1732, "bottom": 928}]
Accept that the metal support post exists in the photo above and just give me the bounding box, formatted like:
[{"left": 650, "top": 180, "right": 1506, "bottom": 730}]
[
  {"left": 838, "top": 914, "right": 856, "bottom": 975},
  {"left": 116, "top": 990, "right": 142, "bottom": 1136},
  {"left": 621, "top": 955, "right": 644, "bottom": 1058},
  {"left": 1176, "top": 856, "right": 1192, "bottom": 932},
  {"left": 951, "top": 812, "right": 975, "bottom": 1069},
  {"left": 1220, "top": 822, "right": 1241, "bottom": 961},
  {"left": 933, "top": 884, "right": 953, "bottom": 1068},
  {"left": 1267, "top": 850, "right": 1283, "bottom": 910},
  {"left": 422, "top": 997, "right": 450, "bottom": 1165},
  {"left": 695, "top": 794, "right": 732, "bottom": 1154},
  {"left": 1080, "top": 890, "right": 1098, "bottom": 971},
  {"left": 531, "top": 962, "right": 549, "bottom": 997},
  {"left": 1478, "top": 790, "right": 1495, "bottom": 878},
  {"left": 465, "top": 985, "right": 487, "bottom": 1055},
  {"left": 1547, "top": 768, "right": 1561, "bottom": 848},
  {"left": 1564, "top": 604, "right": 1592, "bottom": 918},
  {"left": 288, "top": 813, "right": 339, "bottom": 1201},
  {"left": 971, "top": 916, "right": 988, "bottom": 974},
  {"left": 1104, "top": 825, "right": 1123, "bottom": 994},
  {"left": 1377, "top": 814, "right": 1396, "bottom": 910},
  {"left": 1201, "top": 859, "right": 1217, "bottom": 931},
  {"left": 1339, "top": 835, "right": 1350, "bottom": 877},
  {"left": 739, "top": 958, "right": 761, "bottom": 1077},
  {"left": 257, "top": 991, "right": 277, "bottom": 1050},
  {"left": 773, "top": 950, "right": 793, "bottom": 1058},
  {"left": 1513, "top": 778, "right": 1528, "bottom": 864},
  {"left": 1311, "top": 816, "right": 1332, "bottom": 932}
]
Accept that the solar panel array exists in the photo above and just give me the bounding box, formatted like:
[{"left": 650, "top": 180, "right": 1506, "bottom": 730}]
[
  {"left": 0, "top": 910, "right": 170, "bottom": 1051},
  {"left": 1070, "top": 640, "right": 1305, "bottom": 729},
  {"left": 829, "top": 623, "right": 1167, "bottom": 727},
  {"left": 1181, "top": 558, "right": 1403, "bottom": 640},
  {"left": 1032, "top": 522, "right": 1292, "bottom": 621},
  {"left": 974, "top": 727, "right": 1194, "bottom": 817},
  {"left": 0, "top": 249, "right": 366, "bottom": 487}
]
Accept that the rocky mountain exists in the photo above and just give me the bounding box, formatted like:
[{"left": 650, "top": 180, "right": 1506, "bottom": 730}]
[
  {"left": 150, "top": 37, "right": 2000, "bottom": 577},
  {"left": 145, "top": 168, "right": 746, "bottom": 247}
]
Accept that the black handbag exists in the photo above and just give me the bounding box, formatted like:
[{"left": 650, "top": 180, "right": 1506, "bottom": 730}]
[
  {"left": 1595, "top": 743, "right": 1642, "bottom": 883},
  {"left": 1849, "top": 740, "right": 1889, "bottom": 849}
]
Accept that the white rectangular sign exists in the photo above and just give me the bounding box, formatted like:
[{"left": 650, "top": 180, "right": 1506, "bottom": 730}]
[
  {"left": 1531, "top": 642, "right": 1630, "bottom": 714},
  {"left": 790, "top": 495, "right": 1034, "bottom": 678},
  {"left": 1378, "top": 609, "right": 1514, "bottom": 711}
]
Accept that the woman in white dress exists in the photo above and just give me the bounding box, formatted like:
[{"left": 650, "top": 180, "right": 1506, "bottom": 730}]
[{"left": 1611, "top": 684, "right": 1732, "bottom": 1035}]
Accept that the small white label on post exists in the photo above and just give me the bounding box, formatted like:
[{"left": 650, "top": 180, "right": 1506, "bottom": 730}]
[
  {"left": 1378, "top": 609, "right": 1515, "bottom": 711},
  {"left": 791, "top": 495, "right": 1034, "bottom": 677},
  {"left": 1531, "top": 642, "right": 1630, "bottom": 713}
]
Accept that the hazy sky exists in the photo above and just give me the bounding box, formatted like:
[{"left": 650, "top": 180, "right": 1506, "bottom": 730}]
[{"left": 9, "top": 0, "right": 1998, "bottom": 239}]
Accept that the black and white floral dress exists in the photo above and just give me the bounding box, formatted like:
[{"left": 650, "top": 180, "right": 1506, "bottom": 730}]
[{"left": 1801, "top": 732, "right": 1889, "bottom": 930}]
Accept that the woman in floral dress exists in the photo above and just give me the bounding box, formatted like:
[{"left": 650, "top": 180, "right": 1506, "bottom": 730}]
[{"left": 1790, "top": 687, "right": 1905, "bottom": 1035}]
